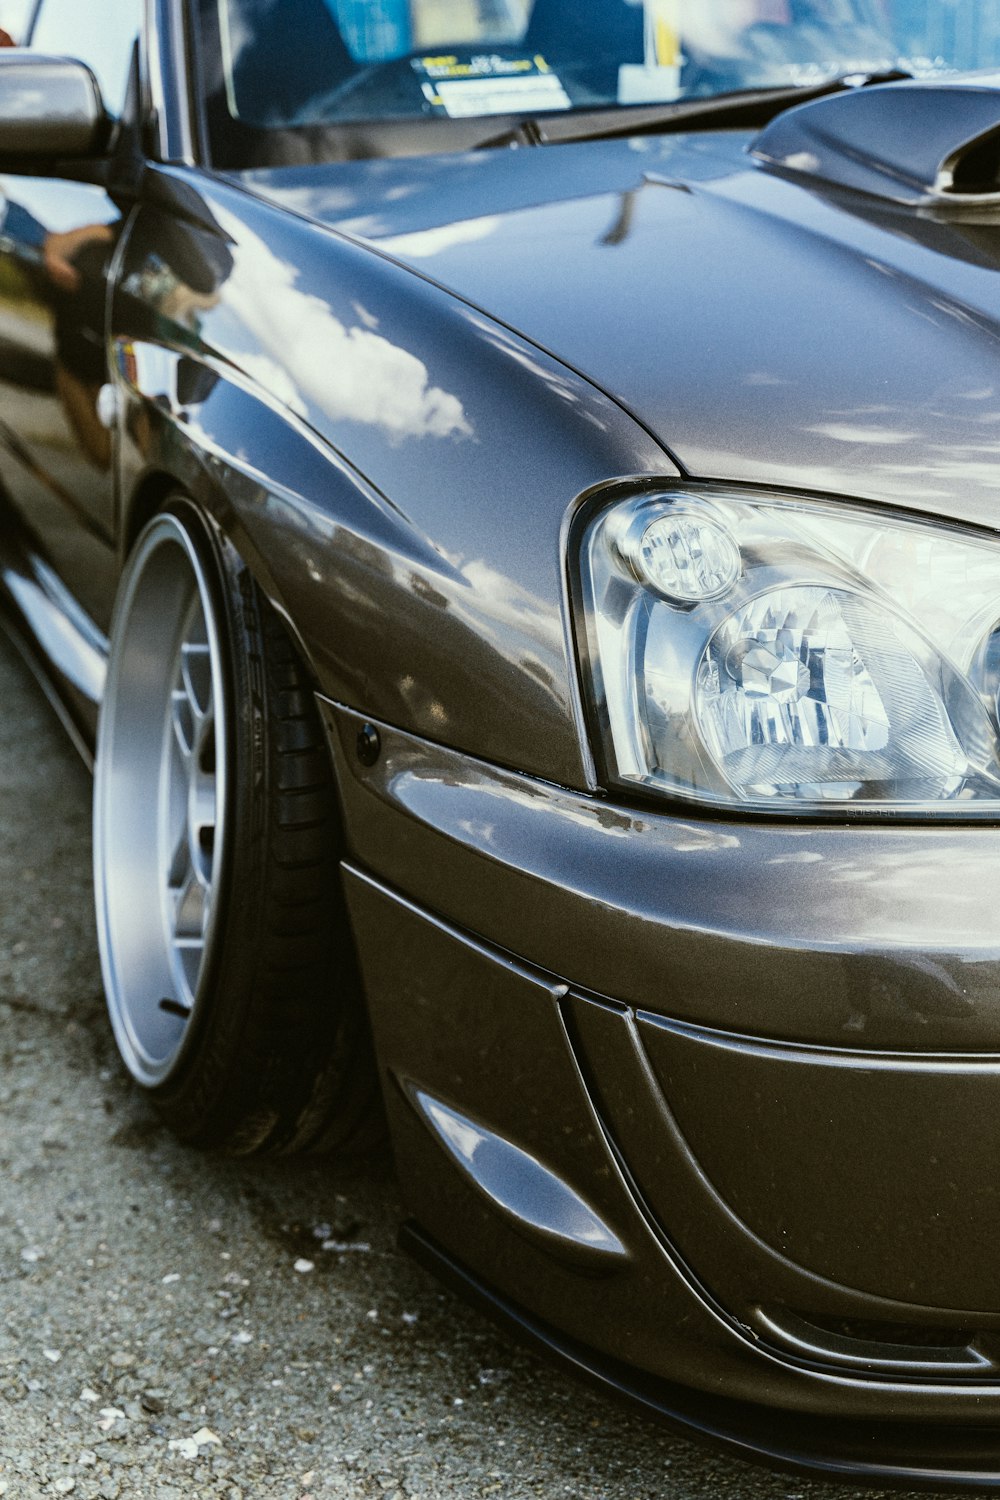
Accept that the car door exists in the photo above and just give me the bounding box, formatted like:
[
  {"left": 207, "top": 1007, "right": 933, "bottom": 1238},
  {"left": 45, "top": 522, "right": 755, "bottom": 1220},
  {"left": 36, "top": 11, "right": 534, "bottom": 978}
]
[{"left": 0, "top": 0, "right": 141, "bottom": 632}]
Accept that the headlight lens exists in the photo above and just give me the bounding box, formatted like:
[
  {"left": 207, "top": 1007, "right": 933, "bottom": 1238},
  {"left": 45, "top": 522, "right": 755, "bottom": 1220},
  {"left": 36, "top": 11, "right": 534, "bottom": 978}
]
[{"left": 575, "top": 488, "right": 1000, "bottom": 815}]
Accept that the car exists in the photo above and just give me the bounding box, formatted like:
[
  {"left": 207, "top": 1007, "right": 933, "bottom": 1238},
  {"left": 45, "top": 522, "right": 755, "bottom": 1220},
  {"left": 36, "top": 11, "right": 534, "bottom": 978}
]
[{"left": 4, "top": 0, "right": 1000, "bottom": 1485}]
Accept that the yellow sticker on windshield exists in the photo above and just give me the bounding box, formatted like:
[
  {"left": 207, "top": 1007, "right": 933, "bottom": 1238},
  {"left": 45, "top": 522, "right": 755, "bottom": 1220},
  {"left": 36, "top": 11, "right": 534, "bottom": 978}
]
[{"left": 413, "top": 54, "right": 571, "bottom": 118}]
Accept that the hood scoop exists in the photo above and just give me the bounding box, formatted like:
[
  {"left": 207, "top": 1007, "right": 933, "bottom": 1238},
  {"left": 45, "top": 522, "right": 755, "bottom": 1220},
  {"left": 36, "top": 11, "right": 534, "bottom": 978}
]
[{"left": 752, "top": 77, "right": 1000, "bottom": 207}]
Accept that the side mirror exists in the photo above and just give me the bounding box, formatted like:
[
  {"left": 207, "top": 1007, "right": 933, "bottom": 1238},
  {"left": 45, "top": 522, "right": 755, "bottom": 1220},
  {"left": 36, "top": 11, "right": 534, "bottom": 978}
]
[{"left": 0, "top": 52, "right": 110, "bottom": 161}]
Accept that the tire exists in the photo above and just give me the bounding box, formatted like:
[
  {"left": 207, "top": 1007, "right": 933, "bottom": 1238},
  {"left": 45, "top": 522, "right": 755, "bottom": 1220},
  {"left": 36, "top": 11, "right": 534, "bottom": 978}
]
[{"left": 93, "top": 498, "right": 379, "bottom": 1154}]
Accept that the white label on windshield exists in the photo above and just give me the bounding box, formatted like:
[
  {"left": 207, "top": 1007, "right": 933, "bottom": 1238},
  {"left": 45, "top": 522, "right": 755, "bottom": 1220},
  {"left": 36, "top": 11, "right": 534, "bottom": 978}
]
[
  {"left": 618, "top": 63, "right": 683, "bottom": 103},
  {"left": 413, "top": 55, "right": 571, "bottom": 118}
]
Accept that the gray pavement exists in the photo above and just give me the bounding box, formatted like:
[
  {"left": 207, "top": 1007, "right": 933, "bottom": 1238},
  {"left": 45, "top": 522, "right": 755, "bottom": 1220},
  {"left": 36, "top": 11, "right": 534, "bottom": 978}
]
[{"left": 0, "top": 631, "right": 968, "bottom": 1499}]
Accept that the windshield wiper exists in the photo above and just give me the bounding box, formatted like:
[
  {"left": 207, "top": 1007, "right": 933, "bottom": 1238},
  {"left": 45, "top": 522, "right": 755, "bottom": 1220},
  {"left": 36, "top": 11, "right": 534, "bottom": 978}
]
[{"left": 476, "top": 69, "right": 913, "bottom": 150}]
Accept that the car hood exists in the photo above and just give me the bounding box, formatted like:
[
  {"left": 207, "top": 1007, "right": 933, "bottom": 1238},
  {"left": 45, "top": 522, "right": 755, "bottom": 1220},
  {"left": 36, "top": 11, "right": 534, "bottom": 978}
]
[{"left": 234, "top": 105, "right": 1000, "bottom": 527}]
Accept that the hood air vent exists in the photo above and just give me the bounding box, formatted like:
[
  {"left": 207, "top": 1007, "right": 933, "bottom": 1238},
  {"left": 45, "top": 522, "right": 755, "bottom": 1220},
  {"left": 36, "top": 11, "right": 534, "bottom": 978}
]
[{"left": 752, "top": 77, "right": 1000, "bottom": 206}]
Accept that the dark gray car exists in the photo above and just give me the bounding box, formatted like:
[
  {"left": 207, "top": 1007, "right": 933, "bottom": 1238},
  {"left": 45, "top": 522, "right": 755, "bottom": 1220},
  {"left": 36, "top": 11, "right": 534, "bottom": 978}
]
[{"left": 2, "top": 0, "right": 1000, "bottom": 1485}]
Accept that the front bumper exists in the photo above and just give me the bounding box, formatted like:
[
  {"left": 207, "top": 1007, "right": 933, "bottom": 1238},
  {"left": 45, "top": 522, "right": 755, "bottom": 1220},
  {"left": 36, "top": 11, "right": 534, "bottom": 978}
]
[
  {"left": 402, "top": 1224, "right": 1000, "bottom": 1491},
  {"left": 321, "top": 699, "right": 1000, "bottom": 1482}
]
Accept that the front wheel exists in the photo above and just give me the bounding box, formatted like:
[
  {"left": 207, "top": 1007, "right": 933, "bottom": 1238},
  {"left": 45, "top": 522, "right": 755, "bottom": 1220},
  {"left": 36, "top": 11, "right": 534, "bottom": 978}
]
[{"left": 93, "top": 500, "right": 378, "bottom": 1153}]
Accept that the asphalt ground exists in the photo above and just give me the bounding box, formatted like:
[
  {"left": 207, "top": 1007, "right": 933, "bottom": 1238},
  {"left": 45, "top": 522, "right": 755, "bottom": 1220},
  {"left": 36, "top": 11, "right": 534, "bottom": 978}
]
[{"left": 0, "top": 630, "right": 973, "bottom": 1500}]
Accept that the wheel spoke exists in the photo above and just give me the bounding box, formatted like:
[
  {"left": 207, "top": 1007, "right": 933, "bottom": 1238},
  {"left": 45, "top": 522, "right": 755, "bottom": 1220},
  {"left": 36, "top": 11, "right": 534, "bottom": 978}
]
[
  {"left": 189, "top": 779, "right": 217, "bottom": 847},
  {"left": 165, "top": 615, "right": 219, "bottom": 995},
  {"left": 171, "top": 687, "right": 195, "bottom": 761},
  {"left": 181, "top": 640, "right": 212, "bottom": 719},
  {"left": 166, "top": 823, "right": 190, "bottom": 889},
  {"left": 195, "top": 709, "right": 216, "bottom": 775},
  {"left": 172, "top": 866, "right": 207, "bottom": 942}
]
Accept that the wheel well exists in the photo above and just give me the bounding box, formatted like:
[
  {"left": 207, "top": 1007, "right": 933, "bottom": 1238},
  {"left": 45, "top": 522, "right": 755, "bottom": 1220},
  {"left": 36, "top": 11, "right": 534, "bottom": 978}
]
[
  {"left": 122, "top": 471, "right": 180, "bottom": 556},
  {"left": 125, "top": 471, "right": 319, "bottom": 670},
  {"left": 122, "top": 473, "right": 339, "bottom": 768}
]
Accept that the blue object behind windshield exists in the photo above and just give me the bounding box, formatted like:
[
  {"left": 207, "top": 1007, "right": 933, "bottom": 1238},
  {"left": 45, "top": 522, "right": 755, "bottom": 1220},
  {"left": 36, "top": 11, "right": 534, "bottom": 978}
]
[{"left": 322, "top": 0, "right": 412, "bottom": 60}]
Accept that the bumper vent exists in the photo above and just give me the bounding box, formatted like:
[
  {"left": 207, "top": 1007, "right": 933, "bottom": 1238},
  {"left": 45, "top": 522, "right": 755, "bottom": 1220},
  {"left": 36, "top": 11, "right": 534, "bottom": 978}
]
[{"left": 756, "top": 1306, "right": 997, "bottom": 1382}]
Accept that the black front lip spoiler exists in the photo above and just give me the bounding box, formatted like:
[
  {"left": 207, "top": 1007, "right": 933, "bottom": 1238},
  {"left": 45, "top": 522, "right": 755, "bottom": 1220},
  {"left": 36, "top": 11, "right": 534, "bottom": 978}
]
[{"left": 400, "top": 1221, "right": 1000, "bottom": 1492}]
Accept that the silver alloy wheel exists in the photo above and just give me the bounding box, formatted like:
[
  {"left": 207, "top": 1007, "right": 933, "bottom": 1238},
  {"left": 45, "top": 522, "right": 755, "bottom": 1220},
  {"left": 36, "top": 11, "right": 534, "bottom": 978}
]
[{"left": 94, "top": 513, "right": 229, "bottom": 1088}]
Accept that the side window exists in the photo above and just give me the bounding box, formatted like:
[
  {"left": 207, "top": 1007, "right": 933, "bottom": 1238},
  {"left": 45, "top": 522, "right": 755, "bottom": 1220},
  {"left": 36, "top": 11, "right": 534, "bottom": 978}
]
[{"left": 29, "top": 0, "right": 143, "bottom": 117}]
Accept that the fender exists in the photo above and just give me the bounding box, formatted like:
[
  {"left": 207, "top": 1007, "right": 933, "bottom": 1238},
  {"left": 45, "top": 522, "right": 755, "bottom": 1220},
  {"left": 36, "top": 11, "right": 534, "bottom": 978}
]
[{"left": 112, "top": 167, "right": 680, "bottom": 787}]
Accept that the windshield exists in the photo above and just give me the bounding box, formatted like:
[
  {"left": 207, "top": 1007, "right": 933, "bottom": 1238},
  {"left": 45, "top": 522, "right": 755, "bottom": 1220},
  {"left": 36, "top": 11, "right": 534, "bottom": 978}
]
[{"left": 204, "top": 0, "right": 1000, "bottom": 149}]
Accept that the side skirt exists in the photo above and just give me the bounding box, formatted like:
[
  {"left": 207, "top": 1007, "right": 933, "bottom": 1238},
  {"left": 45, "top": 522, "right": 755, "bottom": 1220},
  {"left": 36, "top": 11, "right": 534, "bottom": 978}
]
[{"left": 0, "top": 508, "right": 107, "bottom": 769}]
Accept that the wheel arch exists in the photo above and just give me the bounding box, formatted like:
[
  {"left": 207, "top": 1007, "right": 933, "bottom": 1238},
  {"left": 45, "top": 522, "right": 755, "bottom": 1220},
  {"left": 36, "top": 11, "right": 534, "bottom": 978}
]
[
  {"left": 122, "top": 468, "right": 180, "bottom": 555},
  {"left": 118, "top": 428, "right": 382, "bottom": 881},
  {"left": 117, "top": 367, "right": 339, "bottom": 702}
]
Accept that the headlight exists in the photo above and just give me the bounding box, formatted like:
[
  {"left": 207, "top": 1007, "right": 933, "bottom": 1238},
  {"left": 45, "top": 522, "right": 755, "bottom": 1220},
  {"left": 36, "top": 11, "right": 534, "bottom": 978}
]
[{"left": 573, "top": 487, "right": 1000, "bottom": 816}]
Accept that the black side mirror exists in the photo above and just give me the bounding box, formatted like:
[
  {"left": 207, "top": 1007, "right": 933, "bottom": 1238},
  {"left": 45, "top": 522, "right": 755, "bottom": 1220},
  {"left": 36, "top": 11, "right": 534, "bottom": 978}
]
[{"left": 0, "top": 52, "right": 110, "bottom": 162}]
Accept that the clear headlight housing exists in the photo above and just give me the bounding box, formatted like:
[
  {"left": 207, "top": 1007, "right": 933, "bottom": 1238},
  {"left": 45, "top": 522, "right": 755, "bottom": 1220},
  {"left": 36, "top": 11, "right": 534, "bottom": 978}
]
[{"left": 574, "top": 488, "right": 1000, "bottom": 816}]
